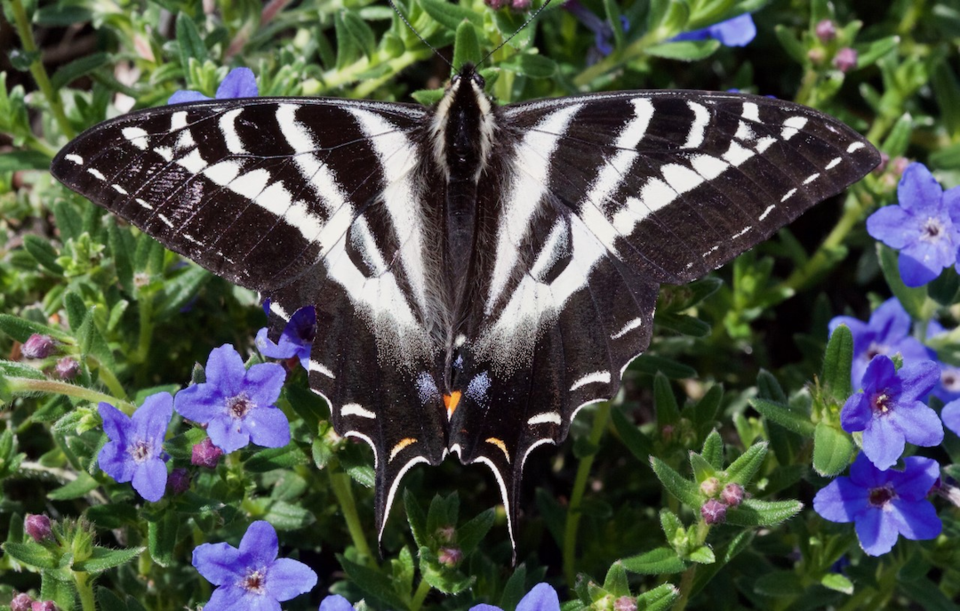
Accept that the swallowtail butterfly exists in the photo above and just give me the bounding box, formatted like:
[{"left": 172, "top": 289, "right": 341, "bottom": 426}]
[{"left": 51, "top": 56, "right": 879, "bottom": 548}]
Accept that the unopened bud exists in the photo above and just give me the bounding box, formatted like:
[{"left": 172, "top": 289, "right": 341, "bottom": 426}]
[
  {"left": 25, "top": 514, "right": 52, "bottom": 542},
  {"left": 833, "top": 47, "right": 858, "bottom": 72},
  {"left": 511, "top": 0, "right": 531, "bottom": 10},
  {"left": 699, "top": 477, "right": 720, "bottom": 497},
  {"left": 22, "top": 334, "right": 56, "bottom": 359},
  {"left": 167, "top": 468, "right": 190, "bottom": 495},
  {"left": 815, "top": 19, "right": 836, "bottom": 42},
  {"left": 31, "top": 602, "right": 59, "bottom": 611},
  {"left": 436, "top": 525, "right": 456, "bottom": 544},
  {"left": 11, "top": 593, "right": 34, "bottom": 611},
  {"left": 484, "top": 0, "right": 509, "bottom": 9},
  {"left": 191, "top": 437, "right": 223, "bottom": 468},
  {"left": 807, "top": 48, "right": 826, "bottom": 64},
  {"left": 55, "top": 357, "right": 80, "bottom": 380},
  {"left": 700, "top": 499, "right": 727, "bottom": 525},
  {"left": 721, "top": 483, "right": 744, "bottom": 507},
  {"left": 438, "top": 546, "right": 463, "bottom": 567},
  {"left": 614, "top": 596, "right": 637, "bottom": 611}
]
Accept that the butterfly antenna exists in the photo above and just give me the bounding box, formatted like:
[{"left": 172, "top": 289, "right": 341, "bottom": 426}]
[
  {"left": 385, "top": 0, "right": 453, "bottom": 69},
  {"left": 479, "top": 0, "right": 555, "bottom": 66}
]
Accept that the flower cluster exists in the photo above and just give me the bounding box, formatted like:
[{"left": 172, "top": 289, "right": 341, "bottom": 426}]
[{"left": 867, "top": 163, "right": 960, "bottom": 287}]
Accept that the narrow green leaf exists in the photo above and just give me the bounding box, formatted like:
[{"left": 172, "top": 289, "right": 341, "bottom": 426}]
[
  {"left": 756, "top": 370, "right": 787, "bottom": 403},
  {"left": 34, "top": 4, "right": 94, "bottom": 25},
  {"left": 1, "top": 541, "right": 58, "bottom": 569},
  {"left": 880, "top": 114, "right": 913, "bottom": 158},
  {"left": 774, "top": 24, "right": 807, "bottom": 63},
  {"left": 0, "top": 359, "right": 47, "bottom": 380},
  {"left": 649, "top": 456, "right": 701, "bottom": 507},
  {"left": 404, "top": 488, "right": 428, "bottom": 549},
  {"left": 23, "top": 234, "right": 64, "bottom": 274},
  {"left": 725, "top": 498, "right": 803, "bottom": 527},
  {"left": 636, "top": 583, "right": 680, "bottom": 611},
  {"left": 453, "top": 21, "right": 482, "bottom": 73},
  {"left": 689, "top": 451, "right": 715, "bottom": 483},
  {"left": 754, "top": 570, "right": 805, "bottom": 598},
  {"left": 724, "top": 442, "right": 768, "bottom": 486},
  {"left": 53, "top": 200, "right": 84, "bottom": 242},
  {"left": 813, "top": 421, "right": 855, "bottom": 476},
  {"left": 500, "top": 564, "right": 528, "bottom": 611},
  {"left": 457, "top": 508, "right": 494, "bottom": 555},
  {"left": 687, "top": 545, "right": 715, "bottom": 564},
  {"left": 154, "top": 265, "right": 212, "bottom": 320},
  {"left": 692, "top": 384, "right": 723, "bottom": 436},
  {"left": 243, "top": 443, "right": 310, "bottom": 472},
  {"left": 689, "top": 530, "right": 753, "bottom": 597},
  {"left": 72, "top": 546, "right": 145, "bottom": 572},
  {"left": 602, "top": 0, "right": 625, "bottom": 51},
  {"left": 655, "top": 312, "right": 711, "bottom": 337},
  {"left": 821, "top": 573, "right": 854, "bottom": 595},
  {"left": 147, "top": 511, "right": 179, "bottom": 567},
  {"left": 751, "top": 398, "right": 815, "bottom": 437},
  {"left": 500, "top": 54, "right": 557, "bottom": 78},
  {"left": 107, "top": 219, "right": 134, "bottom": 295},
  {"left": 897, "top": 577, "right": 960, "bottom": 611},
  {"left": 653, "top": 372, "right": 680, "bottom": 426},
  {"left": 632, "top": 354, "right": 697, "bottom": 379},
  {"left": 620, "top": 547, "right": 687, "bottom": 575},
  {"left": 659, "top": 509, "right": 682, "bottom": 541},
  {"left": 97, "top": 587, "right": 128, "bottom": 611},
  {"left": 76, "top": 310, "right": 115, "bottom": 370},
  {"left": 340, "top": 10, "right": 377, "bottom": 58},
  {"left": 176, "top": 13, "right": 207, "bottom": 68},
  {"left": 611, "top": 406, "right": 652, "bottom": 461},
  {"left": 339, "top": 554, "right": 408, "bottom": 609},
  {"left": 645, "top": 40, "right": 721, "bottom": 61},
  {"left": 263, "top": 500, "right": 315, "bottom": 530},
  {"left": 702, "top": 430, "right": 724, "bottom": 468},
  {"left": 63, "top": 290, "right": 87, "bottom": 332},
  {"left": 334, "top": 12, "right": 360, "bottom": 69},
  {"left": 855, "top": 36, "right": 899, "bottom": 70},
  {"left": 0, "top": 150, "right": 52, "bottom": 171},
  {"left": 603, "top": 561, "right": 630, "bottom": 597},
  {"left": 822, "top": 323, "right": 854, "bottom": 403},
  {"left": 50, "top": 52, "right": 110, "bottom": 90},
  {"left": 420, "top": 0, "right": 483, "bottom": 31},
  {"left": 47, "top": 472, "right": 99, "bottom": 500}
]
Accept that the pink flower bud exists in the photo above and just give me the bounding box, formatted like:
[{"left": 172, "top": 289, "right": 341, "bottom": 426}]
[
  {"left": 31, "top": 602, "right": 59, "bottom": 611},
  {"left": 511, "top": 0, "right": 531, "bottom": 10},
  {"left": 167, "top": 468, "right": 190, "bottom": 495},
  {"left": 436, "top": 525, "right": 456, "bottom": 544},
  {"left": 55, "top": 357, "right": 80, "bottom": 380},
  {"left": 11, "top": 593, "right": 34, "bottom": 611},
  {"left": 721, "top": 483, "right": 744, "bottom": 507},
  {"left": 701, "top": 499, "right": 727, "bottom": 525},
  {"left": 22, "top": 334, "right": 56, "bottom": 359},
  {"left": 614, "top": 596, "right": 637, "bottom": 611},
  {"left": 24, "top": 514, "right": 52, "bottom": 542},
  {"left": 485, "top": 0, "right": 509, "bottom": 9},
  {"left": 815, "top": 19, "right": 836, "bottom": 42},
  {"left": 438, "top": 547, "right": 463, "bottom": 567},
  {"left": 191, "top": 437, "right": 223, "bottom": 468},
  {"left": 833, "top": 47, "right": 858, "bottom": 73},
  {"left": 699, "top": 477, "right": 720, "bottom": 497}
]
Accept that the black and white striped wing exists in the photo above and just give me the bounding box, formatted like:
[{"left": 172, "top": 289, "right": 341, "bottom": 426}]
[
  {"left": 50, "top": 98, "right": 452, "bottom": 531},
  {"left": 447, "top": 91, "right": 879, "bottom": 539}
]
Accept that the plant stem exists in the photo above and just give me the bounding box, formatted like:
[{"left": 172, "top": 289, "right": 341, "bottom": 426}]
[
  {"left": 671, "top": 565, "right": 698, "bottom": 611},
  {"left": 4, "top": 376, "right": 134, "bottom": 413},
  {"left": 328, "top": 470, "right": 375, "bottom": 566},
  {"left": 74, "top": 571, "right": 97, "bottom": 611},
  {"left": 90, "top": 358, "right": 128, "bottom": 401},
  {"left": 410, "top": 577, "right": 432, "bottom": 611},
  {"left": 7, "top": 0, "right": 75, "bottom": 139},
  {"left": 562, "top": 402, "right": 611, "bottom": 587}
]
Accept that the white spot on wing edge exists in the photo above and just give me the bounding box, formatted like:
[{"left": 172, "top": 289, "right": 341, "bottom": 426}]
[
  {"left": 135, "top": 198, "right": 153, "bottom": 210},
  {"left": 65, "top": 154, "right": 83, "bottom": 165},
  {"left": 220, "top": 108, "right": 247, "bottom": 155},
  {"left": 742, "top": 101, "right": 760, "bottom": 122},
  {"left": 111, "top": 184, "right": 128, "bottom": 195},
  {"left": 87, "top": 168, "right": 105, "bottom": 180},
  {"left": 341, "top": 403, "right": 376, "bottom": 419},
  {"left": 611, "top": 317, "right": 643, "bottom": 340},
  {"left": 570, "top": 370, "right": 611, "bottom": 391},
  {"left": 171, "top": 111, "right": 188, "bottom": 131},
  {"left": 683, "top": 101, "right": 709, "bottom": 149},
  {"left": 847, "top": 142, "right": 865, "bottom": 153},
  {"left": 826, "top": 157, "right": 842, "bottom": 170},
  {"left": 308, "top": 359, "right": 335, "bottom": 379},
  {"left": 269, "top": 301, "right": 289, "bottom": 320},
  {"left": 758, "top": 204, "right": 776, "bottom": 221},
  {"left": 781, "top": 188, "right": 797, "bottom": 202},
  {"left": 527, "top": 412, "right": 562, "bottom": 426},
  {"left": 122, "top": 126, "right": 149, "bottom": 150},
  {"left": 803, "top": 173, "right": 820, "bottom": 185}
]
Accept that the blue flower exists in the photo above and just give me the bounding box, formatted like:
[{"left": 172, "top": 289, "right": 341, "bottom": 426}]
[
  {"left": 319, "top": 595, "right": 354, "bottom": 611},
  {"left": 814, "top": 453, "right": 941, "bottom": 556},
  {"left": 98, "top": 393, "right": 173, "bottom": 502},
  {"left": 673, "top": 13, "right": 756, "bottom": 47},
  {"left": 255, "top": 306, "right": 317, "bottom": 371},
  {"left": 867, "top": 163, "right": 960, "bottom": 287},
  {"left": 841, "top": 355, "right": 943, "bottom": 470},
  {"left": 169, "top": 67, "right": 258, "bottom": 105},
  {"left": 828, "top": 297, "right": 932, "bottom": 387},
  {"left": 193, "top": 521, "right": 317, "bottom": 611},
  {"left": 942, "top": 399, "right": 960, "bottom": 437},
  {"left": 174, "top": 345, "right": 289, "bottom": 453},
  {"left": 563, "top": 1, "right": 629, "bottom": 57},
  {"left": 470, "top": 583, "right": 560, "bottom": 611}
]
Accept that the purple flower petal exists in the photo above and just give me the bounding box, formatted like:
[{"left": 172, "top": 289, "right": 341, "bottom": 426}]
[
  {"left": 132, "top": 458, "right": 168, "bottom": 502},
  {"left": 898, "top": 163, "right": 943, "bottom": 213},
  {"left": 263, "top": 558, "right": 318, "bottom": 601},
  {"left": 99, "top": 403, "right": 132, "bottom": 446},
  {"left": 205, "top": 345, "right": 247, "bottom": 395},
  {"left": 889, "top": 456, "right": 940, "bottom": 499},
  {"left": 840, "top": 393, "right": 871, "bottom": 432},
  {"left": 866, "top": 206, "right": 914, "bottom": 249},
  {"left": 133, "top": 393, "right": 173, "bottom": 440},
  {"left": 889, "top": 498, "right": 942, "bottom": 540},
  {"left": 861, "top": 416, "right": 905, "bottom": 471},
  {"left": 848, "top": 452, "right": 886, "bottom": 488},
  {"left": 942, "top": 399, "right": 960, "bottom": 436},
  {"left": 708, "top": 13, "right": 756, "bottom": 46},
  {"left": 897, "top": 361, "right": 940, "bottom": 402},
  {"left": 203, "top": 582, "right": 249, "bottom": 611},
  {"left": 193, "top": 542, "right": 244, "bottom": 585},
  {"left": 216, "top": 67, "right": 258, "bottom": 98},
  {"left": 813, "top": 478, "right": 867, "bottom": 523},
  {"left": 320, "top": 595, "right": 355, "bottom": 611},
  {"left": 244, "top": 406, "right": 291, "bottom": 449},
  {"left": 239, "top": 521, "right": 279, "bottom": 565},
  {"left": 243, "top": 362, "right": 286, "bottom": 408},
  {"left": 889, "top": 402, "right": 943, "bottom": 447},
  {"left": 899, "top": 250, "right": 948, "bottom": 287},
  {"left": 175, "top": 383, "right": 226, "bottom": 423},
  {"left": 517, "top": 584, "right": 561, "bottom": 611},
  {"left": 206, "top": 415, "right": 250, "bottom": 453},
  {"left": 98, "top": 441, "right": 137, "bottom": 483},
  {"left": 168, "top": 90, "right": 211, "bottom": 104},
  {"left": 469, "top": 606, "right": 503, "bottom": 611},
  {"left": 854, "top": 507, "right": 899, "bottom": 556}
]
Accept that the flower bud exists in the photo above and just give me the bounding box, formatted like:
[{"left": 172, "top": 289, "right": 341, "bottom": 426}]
[
  {"left": 438, "top": 546, "right": 463, "bottom": 567},
  {"left": 11, "top": 593, "right": 34, "bottom": 611},
  {"left": 815, "top": 19, "right": 836, "bottom": 42},
  {"left": 167, "top": 468, "right": 191, "bottom": 495},
  {"left": 511, "top": 0, "right": 531, "bottom": 10},
  {"left": 55, "top": 357, "right": 80, "bottom": 380},
  {"left": 721, "top": 483, "right": 744, "bottom": 507},
  {"left": 32, "top": 601, "right": 59, "bottom": 611},
  {"left": 833, "top": 47, "right": 858, "bottom": 72},
  {"left": 436, "top": 525, "right": 456, "bottom": 544},
  {"left": 807, "top": 48, "right": 826, "bottom": 65},
  {"left": 24, "top": 514, "right": 52, "bottom": 542},
  {"left": 22, "top": 334, "right": 56, "bottom": 359},
  {"left": 191, "top": 437, "right": 223, "bottom": 468},
  {"left": 485, "top": 0, "right": 508, "bottom": 9},
  {"left": 700, "top": 499, "right": 727, "bottom": 525},
  {"left": 699, "top": 477, "right": 720, "bottom": 497},
  {"left": 614, "top": 596, "right": 637, "bottom": 611}
]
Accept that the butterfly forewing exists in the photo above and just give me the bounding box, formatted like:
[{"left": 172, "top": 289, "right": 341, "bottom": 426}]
[{"left": 52, "top": 73, "right": 880, "bottom": 552}]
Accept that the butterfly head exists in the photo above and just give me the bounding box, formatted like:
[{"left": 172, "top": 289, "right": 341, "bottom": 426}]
[{"left": 430, "top": 62, "right": 496, "bottom": 181}]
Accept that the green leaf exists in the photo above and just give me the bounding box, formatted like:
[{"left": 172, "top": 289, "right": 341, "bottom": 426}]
[
  {"left": 500, "top": 54, "right": 557, "bottom": 78},
  {"left": 756, "top": 370, "right": 787, "bottom": 404},
  {"left": 821, "top": 573, "right": 854, "bottom": 595},
  {"left": 63, "top": 290, "right": 87, "bottom": 331},
  {"left": 50, "top": 52, "right": 111, "bottom": 90},
  {"left": 0, "top": 359, "right": 47, "bottom": 380},
  {"left": 339, "top": 554, "right": 408, "bottom": 609},
  {"left": 97, "top": 587, "right": 129, "bottom": 611},
  {"left": 701, "top": 430, "right": 723, "bottom": 468},
  {"left": 457, "top": 508, "right": 494, "bottom": 555},
  {"left": 0, "top": 150, "right": 52, "bottom": 171},
  {"left": 420, "top": 0, "right": 482, "bottom": 31},
  {"left": 659, "top": 509, "right": 683, "bottom": 541},
  {"left": 822, "top": 323, "right": 854, "bottom": 404},
  {"left": 692, "top": 384, "right": 722, "bottom": 437},
  {"left": 754, "top": 570, "right": 804, "bottom": 598},
  {"left": 340, "top": 9, "right": 377, "bottom": 58},
  {"left": 620, "top": 547, "right": 687, "bottom": 575},
  {"left": 645, "top": 40, "right": 721, "bottom": 61},
  {"left": 725, "top": 498, "right": 803, "bottom": 527},
  {"left": 774, "top": 24, "right": 806, "bottom": 63},
  {"left": 689, "top": 530, "right": 752, "bottom": 597},
  {"left": 686, "top": 545, "right": 715, "bottom": 564},
  {"left": 404, "top": 488, "right": 428, "bottom": 548},
  {"left": 724, "top": 442, "right": 767, "bottom": 486},
  {"left": 72, "top": 546, "right": 145, "bottom": 572},
  {"left": 47, "top": 472, "right": 99, "bottom": 500},
  {"left": 243, "top": 443, "right": 310, "bottom": 472},
  {"left": 632, "top": 354, "right": 697, "bottom": 379},
  {"left": 649, "top": 457, "right": 701, "bottom": 507},
  {"left": 656, "top": 312, "right": 711, "bottom": 337},
  {"left": 751, "top": 398, "right": 815, "bottom": 437},
  {"left": 262, "top": 500, "right": 315, "bottom": 530},
  {"left": 653, "top": 372, "right": 680, "bottom": 426},
  {"left": 1, "top": 541, "right": 58, "bottom": 569},
  {"left": 34, "top": 4, "right": 94, "bottom": 25},
  {"left": 897, "top": 577, "right": 960, "bottom": 611},
  {"left": 688, "top": 451, "right": 715, "bottom": 483},
  {"left": 85, "top": 503, "right": 139, "bottom": 530},
  {"left": 76, "top": 309, "right": 115, "bottom": 371},
  {"left": 176, "top": 13, "right": 208, "bottom": 68},
  {"left": 107, "top": 219, "right": 134, "bottom": 295},
  {"left": 453, "top": 21, "right": 482, "bottom": 72},
  {"left": 880, "top": 113, "right": 913, "bottom": 158},
  {"left": 611, "top": 407, "right": 652, "bottom": 461},
  {"left": 602, "top": 561, "right": 630, "bottom": 597},
  {"left": 147, "top": 511, "right": 179, "bottom": 567},
  {"left": 23, "top": 234, "right": 64, "bottom": 274},
  {"left": 53, "top": 200, "right": 84, "bottom": 242},
  {"left": 154, "top": 265, "right": 212, "bottom": 320},
  {"left": 636, "top": 583, "right": 680, "bottom": 611},
  {"left": 812, "top": 421, "right": 854, "bottom": 476},
  {"left": 855, "top": 36, "right": 899, "bottom": 70}
]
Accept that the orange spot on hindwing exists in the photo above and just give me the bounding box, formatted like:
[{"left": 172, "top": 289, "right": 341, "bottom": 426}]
[{"left": 443, "top": 391, "right": 462, "bottom": 418}]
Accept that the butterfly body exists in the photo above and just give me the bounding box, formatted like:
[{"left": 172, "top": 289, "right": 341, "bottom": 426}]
[{"left": 51, "top": 64, "right": 880, "bottom": 548}]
